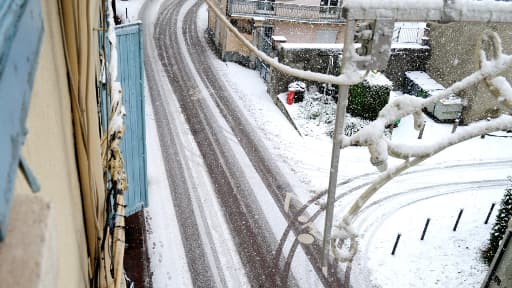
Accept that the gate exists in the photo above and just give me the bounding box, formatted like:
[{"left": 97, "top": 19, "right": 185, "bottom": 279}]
[
  {"left": 100, "top": 22, "right": 147, "bottom": 215},
  {"left": 256, "top": 26, "right": 272, "bottom": 83}
]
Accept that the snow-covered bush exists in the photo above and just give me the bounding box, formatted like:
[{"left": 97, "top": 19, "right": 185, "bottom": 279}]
[
  {"left": 482, "top": 177, "right": 512, "bottom": 265},
  {"left": 300, "top": 92, "right": 336, "bottom": 129},
  {"left": 343, "top": 115, "right": 371, "bottom": 137},
  {"left": 299, "top": 92, "right": 374, "bottom": 137},
  {"left": 347, "top": 72, "right": 392, "bottom": 120}
]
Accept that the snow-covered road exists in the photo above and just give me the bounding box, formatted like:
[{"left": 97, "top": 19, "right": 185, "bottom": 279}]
[
  {"left": 141, "top": 0, "right": 331, "bottom": 286},
  {"left": 141, "top": 0, "right": 250, "bottom": 286}
]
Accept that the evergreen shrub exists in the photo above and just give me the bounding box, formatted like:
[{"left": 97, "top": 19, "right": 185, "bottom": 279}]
[
  {"left": 482, "top": 177, "right": 512, "bottom": 265},
  {"left": 347, "top": 74, "right": 392, "bottom": 121}
]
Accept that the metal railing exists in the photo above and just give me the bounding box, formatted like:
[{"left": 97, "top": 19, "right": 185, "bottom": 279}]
[{"left": 228, "top": 0, "right": 344, "bottom": 23}]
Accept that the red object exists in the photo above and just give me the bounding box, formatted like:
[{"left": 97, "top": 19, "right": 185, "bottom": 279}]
[{"left": 287, "top": 90, "right": 295, "bottom": 105}]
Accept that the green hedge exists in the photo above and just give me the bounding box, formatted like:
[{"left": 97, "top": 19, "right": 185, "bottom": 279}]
[
  {"left": 482, "top": 178, "right": 512, "bottom": 265},
  {"left": 348, "top": 79, "right": 391, "bottom": 120}
]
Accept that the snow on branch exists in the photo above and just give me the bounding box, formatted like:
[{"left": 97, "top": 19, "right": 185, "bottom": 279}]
[
  {"left": 343, "top": 0, "right": 512, "bottom": 23},
  {"left": 329, "top": 32, "right": 512, "bottom": 263},
  {"left": 331, "top": 156, "right": 428, "bottom": 262},
  {"left": 490, "top": 77, "right": 512, "bottom": 112},
  {"left": 203, "top": 0, "right": 366, "bottom": 86},
  {"left": 388, "top": 115, "right": 512, "bottom": 159},
  {"left": 343, "top": 49, "right": 512, "bottom": 171}
]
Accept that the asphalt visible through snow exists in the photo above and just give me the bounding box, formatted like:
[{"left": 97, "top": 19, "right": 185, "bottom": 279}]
[
  {"left": 154, "top": 0, "right": 278, "bottom": 284},
  {"left": 141, "top": 0, "right": 344, "bottom": 286}
]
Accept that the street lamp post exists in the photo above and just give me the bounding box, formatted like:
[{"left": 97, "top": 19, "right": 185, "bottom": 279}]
[{"left": 320, "top": 19, "right": 355, "bottom": 273}]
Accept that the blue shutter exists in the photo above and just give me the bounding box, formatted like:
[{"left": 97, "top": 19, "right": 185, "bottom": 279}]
[
  {"left": 0, "top": 0, "right": 44, "bottom": 240},
  {"left": 98, "top": 22, "right": 148, "bottom": 215},
  {"left": 115, "top": 23, "right": 148, "bottom": 215}
]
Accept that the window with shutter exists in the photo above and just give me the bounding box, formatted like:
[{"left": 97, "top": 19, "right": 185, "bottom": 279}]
[{"left": 0, "top": 0, "right": 44, "bottom": 240}]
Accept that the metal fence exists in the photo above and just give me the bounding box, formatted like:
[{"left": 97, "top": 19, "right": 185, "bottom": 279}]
[
  {"left": 228, "top": 0, "right": 344, "bottom": 23},
  {"left": 258, "top": 60, "right": 271, "bottom": 82}
]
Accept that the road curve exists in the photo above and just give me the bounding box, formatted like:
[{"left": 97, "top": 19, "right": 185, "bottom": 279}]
[
  {"left": 145, "top": 0, "right": 345, "bottom": 285},
  {"left": 140, "top": 0, "right": 221, "bottom": 286},
  {"left": 150, "top": 0, "right": 282, "bottom": 286},
  {"left": 162, "top": 1, "right": 345, "bottom": 286}
]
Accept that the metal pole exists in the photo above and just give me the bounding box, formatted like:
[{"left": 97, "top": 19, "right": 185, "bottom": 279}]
[
  {"left": 453, "top": 209, "right": 464, "bottom": 231},
  {"left": 391, "top": 233, "right": 401, "bottom": 255},
  {"left": 485, "top": 203, "right": 496, "bottom": 224},
  {"left": 418, "top": 120, "right": 426, "bottom": 139},
  {"left": 420, "top": 218, "right": 431, "bottom": 240},
  {"left": 451, "top": 119, "right": 459, "bottom": 134},
  {"left": 321, "top": 19, "right": 356, "bottom": 273}
]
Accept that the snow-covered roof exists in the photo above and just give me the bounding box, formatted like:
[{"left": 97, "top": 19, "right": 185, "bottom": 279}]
[
  {"left": 344, "top": 0, "right": 444, "bottom": 9},
  {"left": 280, "top": 42, "right": 427, "bottom": 52},
  {"left": 405, "top": 71, "right": 445, "bottom": 92},
  {"left": 365, "top": 71, "right": 393, "bottom": 87},
  {"left": 280, "top": 43, "right": 344, "bottom": 49},
  {"left": 272, "top": 35, "right": 287, "bottom": 42}
]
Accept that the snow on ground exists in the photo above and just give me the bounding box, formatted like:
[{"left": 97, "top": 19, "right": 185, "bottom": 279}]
[
  {"left": 144, "top": 81, "right": 194, "bottom": 287},
  {"left": 116, "top": 0, "right": 146, "bottom": 23},
  {"left": 138, "top": 0, "right": 512, "bottom": 286},
  {"left": 202, "top": 7, "right": 512, "bottom": 286},
  {"left": 365, "top": 188, "right": 503, "bottom": 288}
]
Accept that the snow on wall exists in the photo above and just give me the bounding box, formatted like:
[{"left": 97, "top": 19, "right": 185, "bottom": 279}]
[
  {"left": 280, "top": 43, "right": 344, "bottom": 50},
  {"left": 343, "top": 0, "right": 444, "bottom": 9},
  {"left": 405, "top": 71, "right": 445, "bottom": 92},
  {"left": 365, "top": 71, "right": 393, "bottom": 87}
]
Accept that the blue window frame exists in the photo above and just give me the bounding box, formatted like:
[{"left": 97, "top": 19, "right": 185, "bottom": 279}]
[{"left": 0, "top": 0, "right": 44, "bottom": 240}]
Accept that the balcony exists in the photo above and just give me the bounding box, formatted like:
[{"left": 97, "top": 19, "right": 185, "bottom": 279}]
[{"left": 227, "top": 0, "right": 344, "bottom": 24}]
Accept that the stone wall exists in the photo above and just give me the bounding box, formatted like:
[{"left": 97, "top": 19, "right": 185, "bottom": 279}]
[
  {"left": 269, "top": 45, "right": 342, "bottom": 97},
  {"left": 269, "top": 45, "right": 430, "bottom": 97},
  {"left": 383, "top": 46, "right": 430, "bottom": 90}
]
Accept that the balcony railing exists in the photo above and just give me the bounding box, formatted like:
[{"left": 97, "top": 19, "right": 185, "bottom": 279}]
[{"left": 228, "top": 0, "right": 344, "bottom": 23}]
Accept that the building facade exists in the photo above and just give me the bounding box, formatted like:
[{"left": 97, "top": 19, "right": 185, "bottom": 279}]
[
  {"left": 0, "top": 0, "right": 133, "bottom": 287},
  {"left": 207, "top": 0, "right": 346, "bottom": 69}
]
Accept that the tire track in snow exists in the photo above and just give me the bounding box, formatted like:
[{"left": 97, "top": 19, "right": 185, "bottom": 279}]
[
  {"left": 154, "top": 0, "right": 282, "bottom": 286},
  {"left": 179, "top": 2, "right": 343, "bottom": 287},
  {"left": 143, "top": 2, "right": 222, "bottom": 286},
  {"left": 273, "top": 160, "right": 512, "bottom": 287}
]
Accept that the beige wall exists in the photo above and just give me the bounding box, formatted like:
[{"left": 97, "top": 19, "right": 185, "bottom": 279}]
[
  {"left": 225, "top": 29, "right": 253, "bottom": 55},
  {"left": 427, "top": 22, "right": 512, "bottom": 123},
  {"left": 218, "top": 16, "right": 344, "bottom": 59},
  {"left": 274, "top": 21, "right": 344, "bottom": 43},
  {"left": 12, "top": 0, "right": 90, "bottom": 287}
]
